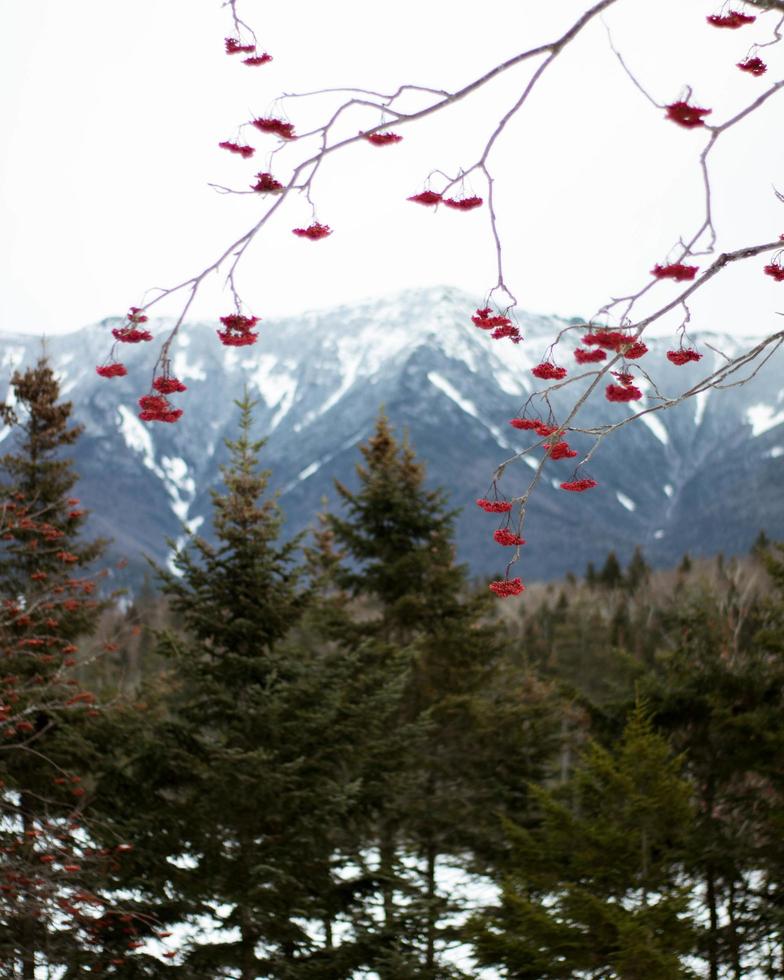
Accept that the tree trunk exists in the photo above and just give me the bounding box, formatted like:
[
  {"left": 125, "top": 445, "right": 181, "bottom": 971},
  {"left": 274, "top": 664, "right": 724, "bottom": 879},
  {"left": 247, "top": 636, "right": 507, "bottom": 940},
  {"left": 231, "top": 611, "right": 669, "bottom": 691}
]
[
  {"left": 706, "top": 865, "right": 719, "bottom": 980},
  {"left": 425, "top": 842, "right": 437, "bottom": 973},
  {"left": 239, "top": 910, "right": 257, "bottom": 980},
  {"left": 379, "top": 823, "right": 397, "bottom": 929},
  {"left": 727, "top": 879, "right": 742, "bottom": 979},
  {"left": 20, "top": 791, "right": 36, "bottom": 980}
]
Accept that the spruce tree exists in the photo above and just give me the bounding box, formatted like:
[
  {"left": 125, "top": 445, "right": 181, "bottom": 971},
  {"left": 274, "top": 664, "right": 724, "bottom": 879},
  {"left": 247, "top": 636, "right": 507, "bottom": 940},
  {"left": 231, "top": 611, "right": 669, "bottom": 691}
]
[
  {"left": 636, "top": 567, "right": 784, "bottom": 979},
  {"left": 469, "top": 703, "right": 697, "bottom": 979},
  {"left": 110, "top": 394, "right": 382, "bottom": 977},
  {"left": 324, "top": 412, "right": 559, "bottom": 976},
  {"left": 598, "top": 550, "right": 624, "bottom": 590},
  {"left": 0, "top": 358, "right": 115, "bottom": 977},
  {"left": 624, "top": 545, "right": 650, "bottom": 592}
]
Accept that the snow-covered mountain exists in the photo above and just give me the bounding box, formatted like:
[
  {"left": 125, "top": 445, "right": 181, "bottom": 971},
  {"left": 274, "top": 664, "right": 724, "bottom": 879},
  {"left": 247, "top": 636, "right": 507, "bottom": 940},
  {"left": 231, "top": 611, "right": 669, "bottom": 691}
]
[{"left": 1, "top": 286, "right": 783, "bottom": 586}]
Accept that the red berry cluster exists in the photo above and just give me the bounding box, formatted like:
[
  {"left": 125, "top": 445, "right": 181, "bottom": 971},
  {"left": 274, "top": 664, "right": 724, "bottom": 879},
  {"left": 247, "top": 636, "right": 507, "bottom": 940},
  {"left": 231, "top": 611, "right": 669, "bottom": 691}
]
[
  {"left": 471, "top": 308, "right": 522, "bottom": 343},
  {"left": 667, "top": 348, "right": 703, "bottom": 365},
  {"left": 532, "top": 362, "right": 567, "bottom": 381},
  {"left": 138, "top": 394, "right": 183, "bottom": 424},
  {"left": 606, "top": 378, "right": 642, "bottom": 402},
  {"left": 545, "top": 440, "right": 578, "bottom": 460},
  {"left": 292, "top": 223, "right": 332, "bottom": 240},
  {"left": 493, "top": 528, "right": 526, "bottom": 546},
  {"left": 443, "top": 196, "right": 483, "bottom": 211},
  {"left": 707, "top": 11, "right": 756, "bottom": 28},
  {"left": 152, "top": 375, "right": 187, "bottom": 395},
  {"left": 219, "top": 141, "right": 255, "bottom": 158},
  {"left": 225, "top": 37, "right": 272, "bottom": 65},
  {"left": 665, "top": 101, "right": 712, "bottom": 129},
  {"left": 251, "top": 117, "right": 296, "bottom": 140},
  {"left": 508, "top": 418, "right": 558, "bottom": 436},
  {"left": 651, "top": 263, "right": 699, "bottom": 281},
  {"left": 252, "top": 172, "right": 284, "bottom": 193},
  {"left": 112, "top": 308, "right": 153, "bottom": 344},
  {"left": 225, "top": 38, "right": 255, "bottom": 54},
  {"left": 582, "top": 329, "right": 634, "bottom": 351},
  {"left": 763, "top": 262, "right": 784, "bottom": 282},
  {"left": 475, "top": 498, "right": 513, "bottom": 513},
  {"left": 488, "top": 577, "right": 525, "bottom": 597},
  {"left": 407, "top": 190, "right": 442, "bottom": 206},
  {"left": 574, "top": 347, "right": 606, "bottom": 363},
  {"left": 560, "top": 478, "right": 598, "bottom": 492},
  {"left": 217, "top": 314, "right": 260, "bottom": 347},
  {"left": 243, "top": 54, "right": 273, "bottom": 66},
  {"left": 95, "top": 363, "right": 127, "bottom": 379},
  {"left": 364, "top": 132, "right": 403, "bottom": 146},
  {"left": 737, "top": 57, "right": 767, "bottom": 76}
]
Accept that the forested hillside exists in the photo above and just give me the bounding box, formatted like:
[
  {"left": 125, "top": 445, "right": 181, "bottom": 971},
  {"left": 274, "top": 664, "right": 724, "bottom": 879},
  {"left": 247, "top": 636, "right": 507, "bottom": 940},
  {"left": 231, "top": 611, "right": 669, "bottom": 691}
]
[{"left": 2, "top": 363, "right": 783, "bottom": 979}]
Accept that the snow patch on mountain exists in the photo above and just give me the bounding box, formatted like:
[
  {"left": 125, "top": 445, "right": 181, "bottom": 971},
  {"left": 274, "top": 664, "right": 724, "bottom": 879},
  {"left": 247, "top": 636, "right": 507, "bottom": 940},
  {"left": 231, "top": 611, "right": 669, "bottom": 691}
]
[
  {"left": 251, "top": 355, "right": 297, "bottom": 412},
  {"left": 616, "top": 491, "right": 636, "bottom": 512},
  {"left": 118, "top": 410, "right": 192, "bottom": 520},
  {"left": 428, "top": 371, "right": 515, "bottom": 450},
  {"left": 117, "top": 405, "right": 155, "bottom": 467},
  {"left": 1, "top": 347, "right": 25, "bottom": 370},
  {"left": 694, "top": 390, "right": 709, "bottom": 426},
  {"left": 641, "top": 411, "right": 669, "bottom": 445},
  {"left": 767, "top": 446, "right": 784, "bottom": 459},
  {"left": 319, "top": 341, "right": 363, "bottom": 416},
  {"left": 429, "top": 372, "right": 479, "bottom": 418},
  {"left": 296, "top": 459, "right": 322, "bottom": 483},
  {"left": 173, "top": 350, "right": 207, "bottom": 382},
  {"left": 161, "top": 456, "right": 196, "bottom": 521},
  {"left": 492, "top": 369, "right": 527, "bottom": 397},
  {"left": 747, "top": 403, "right": 784, "bottom": 437}
]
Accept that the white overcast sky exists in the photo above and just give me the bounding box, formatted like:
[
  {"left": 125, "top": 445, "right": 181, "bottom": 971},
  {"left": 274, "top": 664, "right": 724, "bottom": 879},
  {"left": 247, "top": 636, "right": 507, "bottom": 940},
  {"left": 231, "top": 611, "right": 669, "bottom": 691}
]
[{"left": 1, "top": 0, "right": 782, "bottom": 338}]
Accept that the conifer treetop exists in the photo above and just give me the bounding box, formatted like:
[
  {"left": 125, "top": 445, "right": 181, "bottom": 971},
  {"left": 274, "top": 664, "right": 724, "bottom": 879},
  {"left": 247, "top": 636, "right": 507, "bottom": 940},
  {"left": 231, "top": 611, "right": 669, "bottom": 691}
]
[
  {"left": 163, "top": 390, "right": 306, "bottom": 658},
  {"left": 329, "top": 411, "right": 467, "bottom": 625}
]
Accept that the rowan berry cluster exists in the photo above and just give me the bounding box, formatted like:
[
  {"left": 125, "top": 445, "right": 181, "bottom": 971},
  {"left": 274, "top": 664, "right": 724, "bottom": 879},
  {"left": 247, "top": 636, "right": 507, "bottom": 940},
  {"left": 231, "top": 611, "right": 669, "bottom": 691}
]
[
  {"left": 471, "top": 308, "right": 522, "bottom": 343},
  {"left": 532, "top": 362, "right": 567, "bottom": 381},
  {"left": 138, "top": 394, "right": 183, "bottom": 424},
  {"left": 217, "top": 314, "right": 260, "bottom": 347},
  {"left": 292, "top": 223, "right": 332, "bottom": 240},
  {"left": 363, "top": 131, "right": 403, "bottom": 146}
]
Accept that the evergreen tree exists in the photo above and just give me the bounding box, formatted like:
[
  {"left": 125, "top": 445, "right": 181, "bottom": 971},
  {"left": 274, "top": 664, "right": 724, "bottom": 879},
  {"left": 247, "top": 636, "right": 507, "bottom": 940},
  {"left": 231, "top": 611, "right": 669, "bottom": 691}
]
[
  {"left": 469, "top": 703, "right": 697, "bottom": 979},
  {"left": 637, "top": 563, "right": 784, "bottom": 979},
  {"left": 324, "top": 412, "right": 560, "bottom": 976},
  {"left": 0, "top": 359, "right": 114, "bottom": 977},
  {"left": 624, "top": 545, "right": 650, "bottom": 592},
  {"left": 598, "top": 550, "right": 624, "bottom": 590},
  {"left": 677, "top": 552, "right": 692, "bottom": 575},
  {"left": 107, "top": 395, "right": 386, "bottom": 977}
]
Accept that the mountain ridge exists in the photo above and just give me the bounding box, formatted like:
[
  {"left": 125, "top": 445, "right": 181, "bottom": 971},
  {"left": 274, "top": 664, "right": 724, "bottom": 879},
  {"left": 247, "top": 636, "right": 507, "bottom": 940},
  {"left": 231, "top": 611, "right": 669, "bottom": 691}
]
[{"left": 1, "top": 286, "right": 782, "bottom": 587}]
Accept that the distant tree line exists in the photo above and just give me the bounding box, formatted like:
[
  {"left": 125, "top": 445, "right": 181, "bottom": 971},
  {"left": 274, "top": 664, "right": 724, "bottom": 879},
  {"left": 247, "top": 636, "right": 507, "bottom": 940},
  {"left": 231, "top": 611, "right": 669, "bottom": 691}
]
[{"left": 1, "top": 360, "right": 783, "bottom": 979}]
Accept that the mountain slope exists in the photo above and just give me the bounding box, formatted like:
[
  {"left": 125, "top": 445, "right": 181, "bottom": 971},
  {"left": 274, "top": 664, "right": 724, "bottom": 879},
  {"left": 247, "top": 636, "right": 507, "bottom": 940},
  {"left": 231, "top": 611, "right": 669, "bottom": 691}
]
[{"left": 1, "top": 286, "right": 782, "bottom": 586}]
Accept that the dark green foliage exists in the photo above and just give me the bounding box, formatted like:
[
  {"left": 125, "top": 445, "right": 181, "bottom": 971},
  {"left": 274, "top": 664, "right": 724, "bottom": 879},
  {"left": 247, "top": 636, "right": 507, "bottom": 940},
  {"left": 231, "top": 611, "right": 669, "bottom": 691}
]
[
  {"left": 636, "top": 555, "right": 784, "bottom": 979},
  {"left": 624, "top": 545, "right": 650, "bottom": 592},
  {"left": 103, "top": 395, "right": 406, "bottom": 977},
  {"left": 469, "top": 704, "right": 697, "bottom": 979},
  {"left": 0, "top": 358, "right": 109, "bottom": 977},
  {"left": 598, "top": 550, "right": 623, "bottom": 590},
  {"left": 321, "top": 412, "right": 562, "bottom": 976}
]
